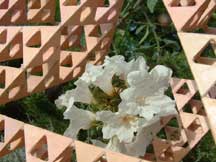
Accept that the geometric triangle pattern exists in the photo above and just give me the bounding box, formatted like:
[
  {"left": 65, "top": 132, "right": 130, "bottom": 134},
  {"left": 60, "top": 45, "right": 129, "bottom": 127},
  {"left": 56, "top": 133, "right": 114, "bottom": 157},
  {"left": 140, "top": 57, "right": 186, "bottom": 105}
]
[
  {"left": 163, "top": 0, "right": 216, "bottom": 32},
  {"left": 0, "top": 78, "right": 209, "bottom": 162},
  {"left": 0, "top": 0, "right": 123, "bottom": 104},
  {"left": 143, "top": 78, "right": 209, "bottom": 162},
  {"left": 0, "top": 115, "right": 149, "bottom": 162},
  {"left": 163, "top": 0, "right": 216, "bottom": 142}
]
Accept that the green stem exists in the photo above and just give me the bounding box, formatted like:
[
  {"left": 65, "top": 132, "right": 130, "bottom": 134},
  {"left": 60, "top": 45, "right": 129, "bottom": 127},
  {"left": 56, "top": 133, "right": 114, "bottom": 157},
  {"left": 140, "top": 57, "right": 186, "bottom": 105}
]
[{"left": 143, "top": 11, "right": 161, "bottom": 54}]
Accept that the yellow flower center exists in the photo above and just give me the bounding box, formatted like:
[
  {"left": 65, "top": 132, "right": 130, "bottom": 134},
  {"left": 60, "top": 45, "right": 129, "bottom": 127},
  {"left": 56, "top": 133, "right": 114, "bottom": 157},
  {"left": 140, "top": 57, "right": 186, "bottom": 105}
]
[
  {"left": 121, "top": 115, "right": 136, "bottom": 124},
  {"left": 136, "top": 96, "right": 145, "bottom": 105}
]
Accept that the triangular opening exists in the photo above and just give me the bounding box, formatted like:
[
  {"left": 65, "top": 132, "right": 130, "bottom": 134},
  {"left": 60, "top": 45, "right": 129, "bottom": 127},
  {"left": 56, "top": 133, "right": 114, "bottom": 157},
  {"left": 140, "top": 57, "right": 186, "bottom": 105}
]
[
  {"left": 176, "top": 83, "right": 190, "bottom": 95},
  {"left": 71, "top": 149, "right": 77, "bottom": 162},
  {"left": 182, "top": 142, "right": 189, "bottom": 148},
  {"left": 61, "top": 55, "right": 73, "bottom": 67},
  {"left": 29, "top": 65, "right": 43, "bottom": 76},
  {"left": 208, "top": 13, "right": 216, "bottom": 28},
  {"left": 169, "top": 0, "right": 196, "bottom": 7},
  {"left": 28, "top": 0, "right": 41, "bottom": 9},
  {"left": 183, "top": 103, "right": 193, "bottom": 114},
  {"left": 0, "top": 119, "right": 5, "bottom": 143},
  {"left": 0, "top": 70, "right": 5, "bottom": 89},
  {"left": 194, "top": 40, "right": 216, "bottom": 65},
  {"left": 62, "top": 26, "right": 87, "bottom": 52},
  {"left": 0, "top": 58, "right": 23, "bottom": 68},
  {"left": 167, "top": 117, "right": 180, "bottom": 128},
  {"left": 93, "top": 153, "right": 107, "bottom": 162},
  {"left": 145, "top": 143, "right": 154, "bottom": 154},
  {"left": 2, "top": 147, "right": 26, "bottom": 161},
  {"left": 144, "top": 144, "right": 156, "bottom": 161},
  {"left": 63, "top": 0, "right": 81, "bottom": 6},
  {"left": 0, "top": 29, "right": 7, "bottom": 44},
  {"left": 89, "top": 25, "right": 102, "bottom": 37},
  {"left": 26, "top": 31, "right": 42, "bottom": 48},
  {"left": 157, "top": 128, "right": 167, "bottom": 139},
  {"left": 31, "top": 136, "right": 49, "bottom": 161},
  {"left": 104, "top": 0, "right": 110, "bottom": 7}
]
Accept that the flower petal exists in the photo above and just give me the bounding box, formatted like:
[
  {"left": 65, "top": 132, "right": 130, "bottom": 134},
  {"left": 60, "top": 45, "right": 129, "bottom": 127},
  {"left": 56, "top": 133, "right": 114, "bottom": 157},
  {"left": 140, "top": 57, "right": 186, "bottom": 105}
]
[
  {"left": 150, "top": 65, "right": 173, "bottom": 92},
  {"left": 55, "top": 90, "right": 75, "bottom": 109},
  {"left": 125, "top": 122, "right": 161, "bottom": 157},
  {"left": 63, "top": 107, "right": 96, "bottom": 139},
  {"left": 106, "top": 136, "right": 127, "bottom": 153}
]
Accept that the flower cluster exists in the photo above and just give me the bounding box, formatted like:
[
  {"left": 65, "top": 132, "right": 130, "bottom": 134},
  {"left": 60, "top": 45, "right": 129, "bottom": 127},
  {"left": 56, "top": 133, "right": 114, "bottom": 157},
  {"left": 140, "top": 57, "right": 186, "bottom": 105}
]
[{"left": 55, "top": 55, "right": 177, "bottom": 157}]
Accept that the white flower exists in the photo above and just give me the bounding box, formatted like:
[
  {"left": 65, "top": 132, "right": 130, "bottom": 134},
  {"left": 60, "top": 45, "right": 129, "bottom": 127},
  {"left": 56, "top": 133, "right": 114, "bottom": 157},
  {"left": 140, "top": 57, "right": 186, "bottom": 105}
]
[
  {"left": 55, "top": 79, "right": 94, "bottom": 109},
  {"left": 81, "top": 63, "right": 114, "bottom": 95},
  {"left": 96, "top": 111, "right": 146, "bottom": 143},
  {"left": 104, "top": 55, "right": 148, "bottom": 80},
  {"left": 92, "top": 122, "right": 161, "bottom": 157},
  {"left": 92, "top": 136, "right": 127, "bottom": 154},
  {"left": 126, "top": 65, "right": 172, "bottom": 96},
  {"left": 106, "top": 136, "right": 127, "bottom": 153},
  {"left": 119, "top": 65, "right": 176, "bottom": 124},
  {"left": 64, "top": 106, "right": 96, "bottom": 139},
  {"left": 124, "top": 121, "right": 161, "bottom": 157}
]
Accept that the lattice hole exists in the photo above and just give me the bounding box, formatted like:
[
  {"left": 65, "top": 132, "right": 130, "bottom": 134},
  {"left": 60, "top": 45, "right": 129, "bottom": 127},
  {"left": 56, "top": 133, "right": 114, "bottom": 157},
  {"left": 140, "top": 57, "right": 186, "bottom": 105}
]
[
  {"left": 176, "top": 83, "right": 190, "bottom": 95},
  {"left": 26, "top": 30, "right": 42, "bottom": 48},
  {"left": 89, "top": 25, "right": 102, "bottom": 37},
  {"left": 29, "top": 65, "right": 43, "bottom": 76},
  {"left": 63, "top": 0, "right": 81, "bottom": 6},
  {"left": 61, "top": 55, "right": 73, "bottom": 67},
  {"left": 167, "top": 117, "right": 180, "bottom": 128},
  {"left": 169, "top": 0, "right": 196, "bottom": 7},
  {"left": 104, "top": 0, "right": 110, "bottom": 7},
  {"left": 31, "top": 136, "right": 49, "bottom": 161},
  {"left": 0, "top": 70, "right": 5, "bottom": 89},
  {"left": 0, "top": 58, "right": 23, "bottom": 68},
  {"left": 62, "top": 26, "right": 87, "bottom": 52},
  {"left": 0, "top": 119, "right": 5, "bottom": 143},
  {"left": 183, "top": 103, "right": 193, "bottom": 113},
  {"left": 157, "top": 128, "right": 167, "bottom": 139},
  {"left": 71, "top": 149, "right": 77, "bottom": 162},
  {"left": 182, "top": 142, "right": 189, "bottom": 148},
  {"left": 194, "top": 39, "right": 216, "bottom": 65},
  {"left": 145, "top": 144, "right": 154, "bottom": 156}
]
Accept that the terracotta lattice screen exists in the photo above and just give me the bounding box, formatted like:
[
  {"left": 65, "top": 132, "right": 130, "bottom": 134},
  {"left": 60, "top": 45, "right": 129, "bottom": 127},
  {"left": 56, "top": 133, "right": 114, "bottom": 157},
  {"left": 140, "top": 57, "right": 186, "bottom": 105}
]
[
  {"left": 0, "top": 0, "right": 123, "bottom": 104},
  {"left": 163, "top": 0, "right": 216, "bottom": 143},
  {"left": 0, "top": 0, "right": 214, "bottom": 162}
]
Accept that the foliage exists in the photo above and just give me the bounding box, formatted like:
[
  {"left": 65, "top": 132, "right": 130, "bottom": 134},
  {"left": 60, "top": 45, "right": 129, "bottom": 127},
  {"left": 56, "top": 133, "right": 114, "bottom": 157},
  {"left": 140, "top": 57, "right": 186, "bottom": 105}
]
[{"left": 0, "top": 0, "right": 215, "bottom": 161}]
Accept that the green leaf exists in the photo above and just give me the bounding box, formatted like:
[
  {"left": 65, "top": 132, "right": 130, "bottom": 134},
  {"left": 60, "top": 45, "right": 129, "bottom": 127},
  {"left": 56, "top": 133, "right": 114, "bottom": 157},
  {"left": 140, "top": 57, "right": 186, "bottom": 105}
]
[{"left": 147, "top": 0, "right": 158, "bottom": 13}]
